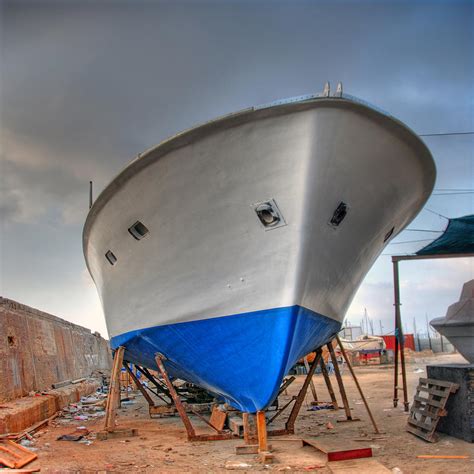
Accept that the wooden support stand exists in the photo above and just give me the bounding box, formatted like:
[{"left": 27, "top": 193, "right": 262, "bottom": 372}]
[
  {"left": 319, "top": 354, "right": 339, "bottom": 409},
  {"left": 256, "top": 410, "right": 273, "bottom": 463},
  {"left": 103, "top": 346, "right": 124, "bottom": 431},
  {"left": 336, "top": 335, "right": 380, "bottom": 434},
  {"left": 154, "top": 353, "right": 233, "bottom": 442},
  {"left": 123, "top": 362, "right": 155, "bottom": 408},
  {"left": 99, "top": 346, "right": 139, "bottom": 440},
  {"left": 243, "top": 412, "right": 257, "bottom": 444},
  {"left": 236, "top": 412, "right": 263, "bottom": 455},
  {"left": 266, "top": 336, "right": 380, "bottom": 435},
  {"left": 327, "top": 343, "right": 356, "bottom": 421},
  {"left": 266, "top": 350, "right": 323, "bottom": 437},
  {"left": 304, "top": 356, "right": 318, "bottom": 402}
]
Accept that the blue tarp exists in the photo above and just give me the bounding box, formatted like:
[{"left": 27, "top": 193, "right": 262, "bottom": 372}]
[{"left": 416, "top": 214, "right": 474, "bottom": 256}]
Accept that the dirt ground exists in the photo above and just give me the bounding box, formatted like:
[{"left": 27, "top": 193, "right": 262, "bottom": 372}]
[{"left": 24, "top": 353, "right": 473, "bottom": 473}]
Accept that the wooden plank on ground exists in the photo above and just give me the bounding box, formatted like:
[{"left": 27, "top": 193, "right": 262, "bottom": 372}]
[
  {"left": 328, "top": 458, "right": 391, "bottom": 473},
  {"left": 209, "top": 406, "right": 227, "bottom": 431},
  {"left": 52, "top": 379, "right": 72, "bottom": 389},
  {"left": 149, "top": 405, "right": 177, "bottom": 416},
  {"left": 97, "top": 428, "right": 138, "bottom": 440},
  {"left": 302, "top": 439, "right": 372, "bottom": 462},
  {"left": 419, "top": 378, "right": 458, "bottom": 389}
]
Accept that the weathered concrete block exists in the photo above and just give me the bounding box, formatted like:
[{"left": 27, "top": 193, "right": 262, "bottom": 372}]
[
  {"left": 0, "top": 380, "right": 99, "bottom": 434},
  {"left": 426, "top": 364, "right": 474, "bottom": 442}
]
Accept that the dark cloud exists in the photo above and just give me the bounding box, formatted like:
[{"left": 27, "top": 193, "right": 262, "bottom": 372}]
[{"left": 1, "top": 0, "right": 472, "bottom": 334}]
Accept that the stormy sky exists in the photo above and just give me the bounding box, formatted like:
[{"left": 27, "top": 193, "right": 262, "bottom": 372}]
[{"left": 1, "top": 0, "right": 473, "bottom": 338}]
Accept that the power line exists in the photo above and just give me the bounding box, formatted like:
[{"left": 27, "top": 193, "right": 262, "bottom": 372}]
[
  {"left": 388, "top": 239, "right": 434, "bottom": 245},
  {"left": 404, "top": 229, "right": 443, "bottom": 233},
  {"left": 424, "top": 208, "right": 449, "bottom": 220},
  {"left": 432, "top": 192, "right": 474, "bottom": 195},
  {"left": 435, "top": 188, "right": 474, "bottom": 191},
  {"left": 419, "top": 131, "right": 474, "bottom": 137}
]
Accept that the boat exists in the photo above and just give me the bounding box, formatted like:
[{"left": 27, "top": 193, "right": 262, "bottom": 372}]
[
  {"left": 83, "top": 83, "right": 436, "bottom": 412},
  {"left": 339, "top": 335, "right": 386, "bottom": 353},
  {"left": 431, "top": 279, "right": 474, "bottom": 363}
]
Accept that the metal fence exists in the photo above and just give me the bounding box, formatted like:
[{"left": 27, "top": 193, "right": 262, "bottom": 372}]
[{"left": 413, "top": 335, "right": 455, "bottom": 353}]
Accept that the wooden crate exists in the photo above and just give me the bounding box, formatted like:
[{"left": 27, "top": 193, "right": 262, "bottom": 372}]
[{"left": 407, "top": 377, "right": 459, "bottom": 442}]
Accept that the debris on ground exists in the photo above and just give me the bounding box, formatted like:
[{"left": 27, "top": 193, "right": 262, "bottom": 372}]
[
  {"left": 52, "top": 390, "right": 108, "bottom": 426},
  {"left": 225, "top": 460, "right": 254, "bottom": 470},
  {"left": 5, "top": 353, "right": 470, "bottom": 473},
  {"left": 57, "top": 428, "right": 90, "bottom": 442},
  {"left": 308, "top": 403, "right": 335, "bottom": 411}
]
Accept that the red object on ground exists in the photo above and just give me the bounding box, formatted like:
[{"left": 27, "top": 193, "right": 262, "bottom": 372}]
[
  {"left": 302, "top": 439, "right": 373, "bottom": 462},
  {"left": 382, "top": 334, "right": 415, "bottom": 351}
]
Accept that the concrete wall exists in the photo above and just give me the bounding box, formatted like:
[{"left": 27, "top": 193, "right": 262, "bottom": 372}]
[{"left": 0, "top": 297, "right": 111, "bottom": 402}]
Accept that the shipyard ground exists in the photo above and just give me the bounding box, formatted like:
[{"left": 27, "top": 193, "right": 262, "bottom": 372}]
[{"left": 25, "top": 353, "right": 473, "bottom": 473}]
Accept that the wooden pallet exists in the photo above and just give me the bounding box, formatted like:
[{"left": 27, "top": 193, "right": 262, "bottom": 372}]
[
  {"left": 0, "top": 440, "right": 38, "bottom": 469},
  {"left": 407, "top": 377, "right": 459, "bottom": 442}
]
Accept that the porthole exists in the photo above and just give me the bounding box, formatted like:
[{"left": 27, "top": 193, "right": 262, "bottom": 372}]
[
  {"left": 253, "top": 199, "right": 286, "bottom": 231},
  {"left": 256, "top": 204, "right": 280, "bottom": 227},
  {"left": 105, "top": 250, "right": 117, "bottom": 266},
  {"left": 128, "top": 221, "right": 149, "bottom": 240}
]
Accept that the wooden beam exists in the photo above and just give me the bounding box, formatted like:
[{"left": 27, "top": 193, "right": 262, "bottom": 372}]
[
  {"left": 304, "top": 356, "right": 318, "bottom": 402},
  {"left": 243, "top": 413, "right": 257, "bottom": 444},
  {"left": 256, "top": 410, "right": 268, "bottom": 453},
  {"left": 104, "top": 346, "right": 125, "bottom": 431},
  {"left": 327, "top": 343, "right": 352, "bottom": 420},
  {"left": 123, "top": 362, "right": 155, "bottom": 408},
  {"left": 320, "top": 350, "right": 339, "bottom": 409},
  {"left": 336, "top": 335, "right": 381, "bottom": 434},
  {"left": 155, "top": 353, "right": 196, "bottom": 440},
  {"left": 285, "top": 350, "right": 322, "bottom": 433}
]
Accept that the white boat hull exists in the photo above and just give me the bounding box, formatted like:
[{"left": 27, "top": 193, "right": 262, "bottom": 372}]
[{"left": 84, "top": 94, "right": 435, "bottom": 410}]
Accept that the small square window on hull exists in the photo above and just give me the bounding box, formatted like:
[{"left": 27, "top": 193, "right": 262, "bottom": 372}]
[
  {"left": 105, "top": 250, "right": 117, "bottom": 265},
  {"left": 384, "top": 226, "right": 395, "bottom": 242},
  {"left": 128, "top": 221, "right": 149, "bottom": 240}
]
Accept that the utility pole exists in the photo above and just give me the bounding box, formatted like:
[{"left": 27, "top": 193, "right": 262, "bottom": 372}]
[
  {"left": 364, "top": 308, "right": 369, "bottom": 336},
  {"left": 425, "top": 314, "right": 432, "bottom": 351},
  {"left": 379, "top": 320, "right": 383, "bottom": 335},
  {"left": 413, "top": 317, "right": 418, "bottom": 351}
]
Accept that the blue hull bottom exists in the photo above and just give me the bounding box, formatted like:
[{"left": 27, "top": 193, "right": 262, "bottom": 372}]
[{"left": 111, "top": 305, "right": 340, "bottom": 412}]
